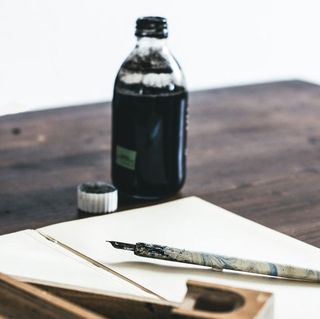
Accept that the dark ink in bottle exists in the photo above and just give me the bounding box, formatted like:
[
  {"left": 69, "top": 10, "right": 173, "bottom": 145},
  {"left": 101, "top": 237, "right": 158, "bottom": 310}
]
[{"left": 112, "top": 17, "right": 188, "bottom": 199}]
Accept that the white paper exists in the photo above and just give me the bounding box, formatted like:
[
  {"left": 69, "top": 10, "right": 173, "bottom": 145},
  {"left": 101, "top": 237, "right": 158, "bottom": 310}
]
[
  {"left": 39, "top": 196, "right": 320, "bottom": 319},
  {"left": 0, "top": 229, "right": 153, "bottom": 299}
]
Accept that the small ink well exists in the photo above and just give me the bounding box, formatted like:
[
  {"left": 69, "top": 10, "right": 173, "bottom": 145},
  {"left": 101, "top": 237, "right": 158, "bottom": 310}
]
[{"left": 77, "top": 181, "right": 118, "bottom": 214}]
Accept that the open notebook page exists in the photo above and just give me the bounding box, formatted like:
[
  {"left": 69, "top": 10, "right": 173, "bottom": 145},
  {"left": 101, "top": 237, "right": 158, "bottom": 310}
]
[
  {"left": 0, "top": 229, "right": 154, "bottom": 299},
  {"left": 40, "top": 196, "right": 320, "bottom": 319}
]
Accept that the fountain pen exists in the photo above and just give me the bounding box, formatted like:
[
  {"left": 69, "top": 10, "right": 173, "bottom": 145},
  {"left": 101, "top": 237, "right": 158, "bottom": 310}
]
[{"left": 107, "top": 240, "right": 320, "bottom": 283}]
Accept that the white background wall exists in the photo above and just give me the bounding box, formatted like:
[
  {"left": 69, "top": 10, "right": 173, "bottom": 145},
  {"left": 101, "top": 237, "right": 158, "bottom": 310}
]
[{"left": 1, "top": 0, "right": 320, "bottom": 116}]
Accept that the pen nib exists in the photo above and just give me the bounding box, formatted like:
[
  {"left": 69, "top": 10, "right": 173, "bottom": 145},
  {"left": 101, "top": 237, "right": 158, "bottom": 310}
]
[{"left": 107, "top": 240, "right": 136, "bottom": 251}]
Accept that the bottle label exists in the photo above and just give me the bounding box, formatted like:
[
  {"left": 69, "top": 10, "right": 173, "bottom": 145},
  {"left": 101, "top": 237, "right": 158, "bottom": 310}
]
[{"left": 116, "top": 145, "right": 137, "bottom": 170}]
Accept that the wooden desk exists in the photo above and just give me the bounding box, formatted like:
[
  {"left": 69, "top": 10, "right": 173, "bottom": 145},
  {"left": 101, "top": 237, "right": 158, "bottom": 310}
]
[{"left": 1, "top": 80, "right": 320, "bottom": 247}]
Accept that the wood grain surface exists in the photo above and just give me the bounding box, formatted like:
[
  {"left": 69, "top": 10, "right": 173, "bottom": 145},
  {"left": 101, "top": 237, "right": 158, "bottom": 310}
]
[
  {"left": 1, "top": 80, "right": 320, "bottom": 247},
  {"left": 0, "top": 273, "right": 104, "bottom": 319}
]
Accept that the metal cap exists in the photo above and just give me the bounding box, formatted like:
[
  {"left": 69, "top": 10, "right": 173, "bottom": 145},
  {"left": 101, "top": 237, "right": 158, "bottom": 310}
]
[{"left": 77, "top": 181, "right": 118, "bottom": 214}]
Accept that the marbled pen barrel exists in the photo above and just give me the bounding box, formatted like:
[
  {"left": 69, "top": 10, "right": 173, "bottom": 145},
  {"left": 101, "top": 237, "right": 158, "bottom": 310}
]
[{"left": 134, "top": 243, "right": 320, "bottom": 283}]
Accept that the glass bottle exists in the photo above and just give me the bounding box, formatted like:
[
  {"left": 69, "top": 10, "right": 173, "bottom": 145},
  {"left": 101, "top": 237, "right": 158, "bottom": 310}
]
[{"left": 111, "top": 16, "right": 188, "bottom": 200}]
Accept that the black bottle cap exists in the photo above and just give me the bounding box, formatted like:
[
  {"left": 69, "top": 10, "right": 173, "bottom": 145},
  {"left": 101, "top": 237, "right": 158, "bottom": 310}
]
[{"left": 135, "top": 16, "right": 168, "bottom": 39}]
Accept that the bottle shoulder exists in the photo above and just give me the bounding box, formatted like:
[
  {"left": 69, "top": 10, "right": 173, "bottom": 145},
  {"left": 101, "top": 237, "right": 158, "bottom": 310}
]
[
  {"left": 115, "top": 46, "right": 186, "bottom": 95},
  {"left": 120, "top": 46, "right": 179, "bottom": 72}
]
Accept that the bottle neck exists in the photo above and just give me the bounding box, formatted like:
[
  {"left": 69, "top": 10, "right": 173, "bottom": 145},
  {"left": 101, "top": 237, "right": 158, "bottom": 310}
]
[{"left": 135, "top": 37, "right": 168, "bottom": 51}]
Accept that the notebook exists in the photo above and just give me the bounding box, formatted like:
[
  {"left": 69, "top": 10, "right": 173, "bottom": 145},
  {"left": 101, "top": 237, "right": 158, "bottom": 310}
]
[{"left": 0, "top": 196, "right": 319, "bottom": 318}]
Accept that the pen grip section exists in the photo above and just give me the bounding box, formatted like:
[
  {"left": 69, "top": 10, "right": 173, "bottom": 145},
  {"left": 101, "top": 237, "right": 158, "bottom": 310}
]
[{"left": 134, "top": 243, "right": 219, "bottom": 268}]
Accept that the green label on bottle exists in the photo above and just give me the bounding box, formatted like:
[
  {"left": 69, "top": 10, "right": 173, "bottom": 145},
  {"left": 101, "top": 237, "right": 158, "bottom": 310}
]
[{"left": 116, "top": 145, "right": 137, "bottom": 170}]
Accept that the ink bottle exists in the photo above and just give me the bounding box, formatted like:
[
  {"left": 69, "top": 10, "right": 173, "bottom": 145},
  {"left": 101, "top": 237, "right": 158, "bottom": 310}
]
[{"left": 111, "top": 16, "right": 188, "bottom": 200}]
